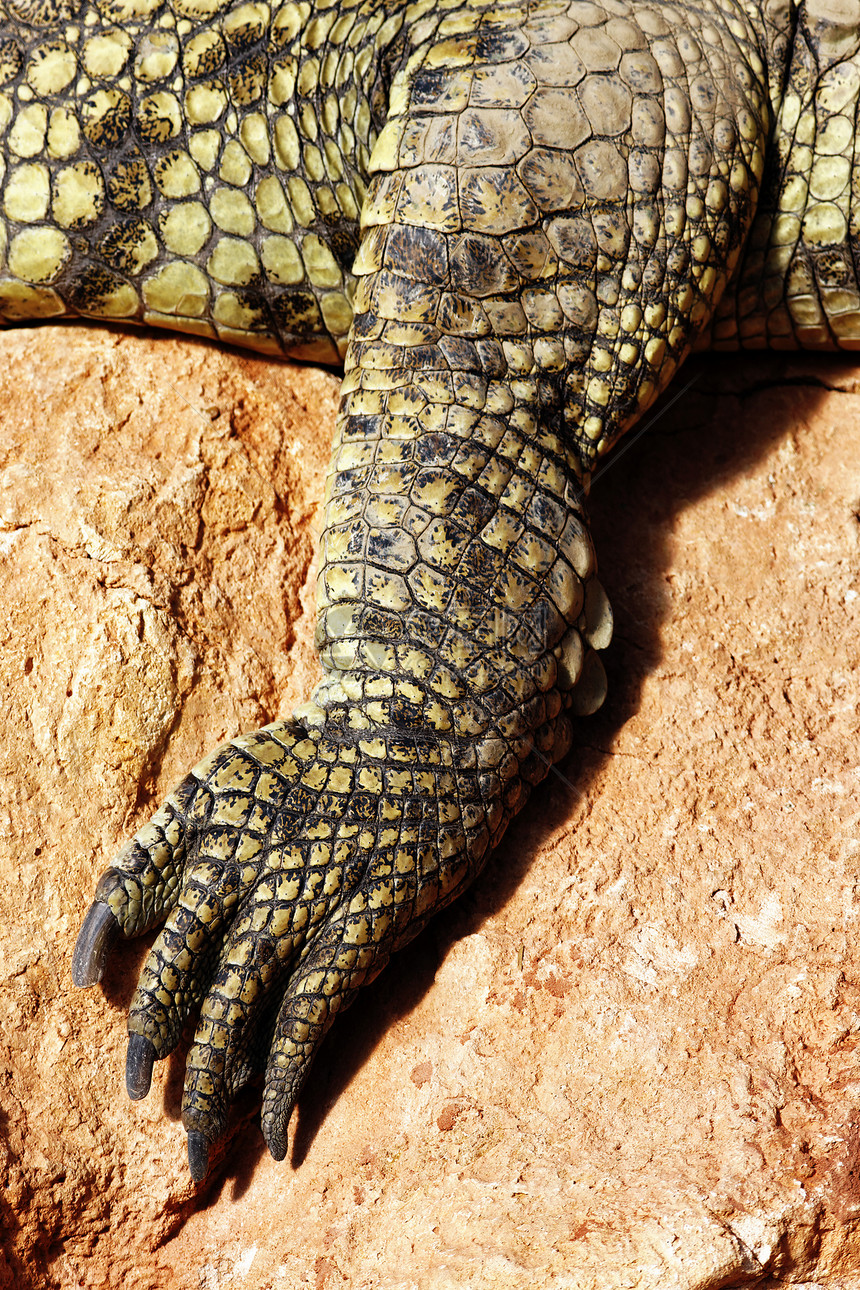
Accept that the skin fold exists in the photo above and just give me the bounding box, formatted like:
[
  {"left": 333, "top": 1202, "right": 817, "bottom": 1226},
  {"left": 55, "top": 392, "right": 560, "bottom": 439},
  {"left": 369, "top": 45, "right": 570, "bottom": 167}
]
[{"left": 1, "top": 0, "right": 858, "bottom": 1179}]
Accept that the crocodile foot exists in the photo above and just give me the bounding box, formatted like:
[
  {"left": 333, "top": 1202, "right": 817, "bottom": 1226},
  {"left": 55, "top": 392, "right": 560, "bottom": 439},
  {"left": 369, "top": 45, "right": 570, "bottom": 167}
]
[{"left": 71, "top": 709, "right": 567, "bottom": 1177}]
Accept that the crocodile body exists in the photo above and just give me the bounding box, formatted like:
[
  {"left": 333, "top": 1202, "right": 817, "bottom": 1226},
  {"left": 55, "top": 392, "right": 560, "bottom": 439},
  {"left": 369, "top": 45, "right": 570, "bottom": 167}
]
[{"left": 1, "top": 0, "right": 857, "bottom": 1178}]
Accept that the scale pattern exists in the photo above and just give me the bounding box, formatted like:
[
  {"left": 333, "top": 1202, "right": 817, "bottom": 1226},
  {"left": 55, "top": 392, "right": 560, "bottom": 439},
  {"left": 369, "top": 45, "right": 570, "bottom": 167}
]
[{"left": 1, "top": 0, "right": 857, "bottom": 1177}]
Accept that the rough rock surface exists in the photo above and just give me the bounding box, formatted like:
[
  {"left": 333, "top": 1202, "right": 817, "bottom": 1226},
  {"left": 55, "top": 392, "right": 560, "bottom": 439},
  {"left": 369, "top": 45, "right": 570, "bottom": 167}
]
[{"left": 2, "top": 324, "right": 860, "bottom": 1289}]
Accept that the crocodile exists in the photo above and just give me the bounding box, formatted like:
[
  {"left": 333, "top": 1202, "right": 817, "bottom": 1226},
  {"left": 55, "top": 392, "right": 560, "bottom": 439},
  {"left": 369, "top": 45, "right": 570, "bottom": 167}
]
[{"left": 1, "top": 0, "right": 856, "bottom": 1181}]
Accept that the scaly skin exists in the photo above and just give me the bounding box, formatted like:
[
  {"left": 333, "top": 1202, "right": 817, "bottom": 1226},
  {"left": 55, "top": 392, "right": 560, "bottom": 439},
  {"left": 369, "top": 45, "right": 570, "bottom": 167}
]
[{"left": 1, "top": 0, "right": 857, "bottom": 1179}]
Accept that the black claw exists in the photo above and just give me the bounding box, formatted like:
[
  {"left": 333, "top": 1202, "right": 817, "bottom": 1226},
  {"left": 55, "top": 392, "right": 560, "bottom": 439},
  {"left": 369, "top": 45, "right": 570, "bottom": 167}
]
[
  {"left": 187, "top": 1131, "right": 210, "bottom": 1183},
  {"left": 71, "top": 901, "right": 120, "bottom": 988},
  {"left": 263, "top": 1114, "right": 289, "bottom": 1162},
  {"left": 126, "top": 1033, "right": 156, "bottom": 1101},
  {"left": 267, "top": 1133, "right": 288, "bottom": 1163}
]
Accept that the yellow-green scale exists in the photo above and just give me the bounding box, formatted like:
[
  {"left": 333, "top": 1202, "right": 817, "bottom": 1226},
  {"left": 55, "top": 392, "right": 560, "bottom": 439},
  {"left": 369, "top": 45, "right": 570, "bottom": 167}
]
[{"left": 0, "top": 0, "right": 424, "bottom": 358}]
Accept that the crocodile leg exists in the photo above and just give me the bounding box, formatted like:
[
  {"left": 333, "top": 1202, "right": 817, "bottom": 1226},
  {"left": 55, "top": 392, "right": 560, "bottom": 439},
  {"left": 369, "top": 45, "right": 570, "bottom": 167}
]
[
  {"left": 73, "top": 411, "right": 608, "bottom": 1181},
  {"left": 53, "top": 0, "right": 774, "bottom": 1176}
]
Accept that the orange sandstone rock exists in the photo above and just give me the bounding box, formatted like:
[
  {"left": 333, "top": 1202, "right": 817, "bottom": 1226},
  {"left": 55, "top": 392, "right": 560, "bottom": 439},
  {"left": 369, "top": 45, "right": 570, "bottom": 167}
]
[{"left": 2, "top": 327, "right": 860, "bottom": 1288}]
